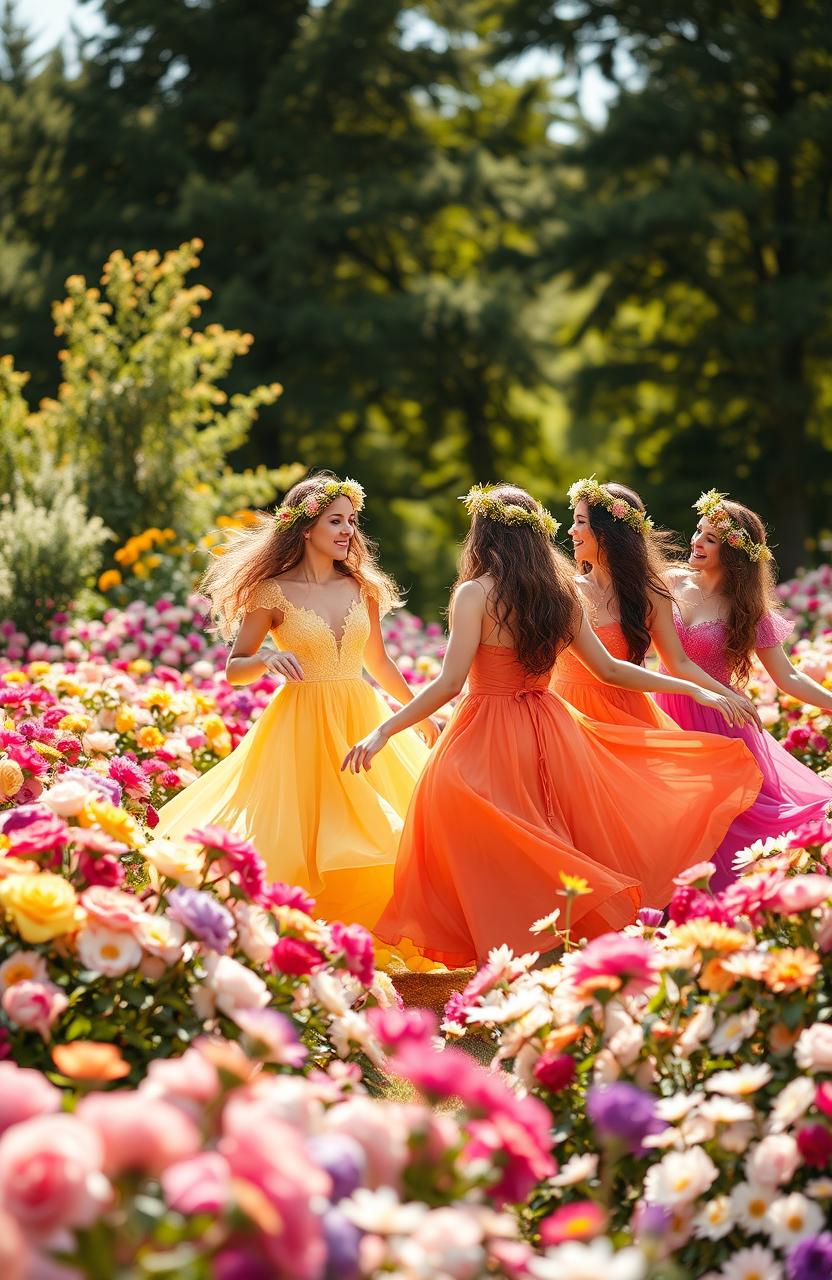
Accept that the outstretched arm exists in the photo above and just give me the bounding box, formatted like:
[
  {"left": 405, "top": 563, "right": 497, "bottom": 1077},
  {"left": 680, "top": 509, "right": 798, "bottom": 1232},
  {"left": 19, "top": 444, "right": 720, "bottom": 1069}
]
[
  {"left": 756, "top": 644, "right": 832, "bottom": 713},
  {"left": 649, "top": 594, "right": 762, "bottom": 729},
  {"left": 342, "top": 582, "right": 484, "bottom": 772},
  {"left": 362, "top": 598, "right": 441, "bottom": 746},
  {"left": 567, "top": 608, "right": 740, "bottom": 725}
]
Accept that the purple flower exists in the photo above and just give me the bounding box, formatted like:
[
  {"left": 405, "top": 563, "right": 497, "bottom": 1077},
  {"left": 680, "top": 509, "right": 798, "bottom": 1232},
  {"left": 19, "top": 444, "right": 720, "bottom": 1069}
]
[
  {"left": 788, "top": 1234, "right": 832, "bottom": 1280},
  {"left": 322, "top": 1209, "right": 362, "bottom": 1279},
  {"left": 214, "top": 1248, "right": 273, "bottom": 1280},
  {"left": 308, "top": 1134, "right": 366, "bottom": 1202},
  {"left": 632, "top": 1201, "right": 673, "bottom": 1240},
  {"left": 587, "top": 1083, "right": 661, "bottom": 1152},
  {"left": 637, "top": 907, "right": 665, "bottom": 929},
  {"left": 61, "top": 766, "right": 122, "bottom": 806},
  {"left": 167, "top": 887, "right": 235, "bottom": 953}
]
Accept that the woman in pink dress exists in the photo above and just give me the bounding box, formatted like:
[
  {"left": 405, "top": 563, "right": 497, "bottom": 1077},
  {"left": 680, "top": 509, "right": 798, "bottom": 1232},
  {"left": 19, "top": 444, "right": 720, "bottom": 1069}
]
[
  {"left": 654, "top": 490, "right": 832, "bottom": 890},
  {"left": 553, "top": 479, "right": 759, "bottom": 732}
]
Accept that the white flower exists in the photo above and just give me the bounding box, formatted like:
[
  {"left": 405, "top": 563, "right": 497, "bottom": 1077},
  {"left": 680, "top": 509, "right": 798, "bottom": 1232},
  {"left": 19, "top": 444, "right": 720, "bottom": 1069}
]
[
  {"left": 0, "top": 950, "right": 49, "bottom": 990},
  {"left": 674, "top": 1004, "right": 715, "bottom": 1055},
  {"left": 341, "top": 1187, "right": 428, "bottom": 1234},
  {"left": 608, "top": 1019, "right": 643, "bottom": 1068},
  {"left": 530, "top": 1240, "right": 646, "bottom": 1280},
  {"left": 764, "top": 1192, "right": 824, "bottom": 1249},
  {"left": 699, "top": 1097, "right": 755, "bottom": 1125},
  {"left": 308, "top": 970, "right": 350, "bottom": 1016},
  {"left": 720, "top": 1244, "right": 782, "bottom": 1280},
  {"left": 466, "top": 990, "right": 540, "bottom": 1026},
  {"left": 655, "top": 1092, "right": 703, "bottom": 1123},
  {"left": 202, "top": 953, "right": 269, "bottom": 1018},
  {"left": 329, "top": 1010, "right": 382, "bottom": 1064},
  {"left": 643, "top": 1147, "right": 718, "bottom": 1207},
  {"left": 41, "top": 778, "right": 91, "bottom": 816},
  {"left": 136, "top": 914, "right": 185, "bottom": 965},
  {"left": 766, "top": 1076, "right": 816, "bottom": 1134},
  {"left": 745, "top": 1134, "right": 800, "bottom": 1187},
  {"left": 76, "top": 925, "right": 142, "bottom": 977},
  {"left": 395, "top": 1206, "right": 485, "bottom": 1278},
  {"left": 705, "top": 1063, "right": 772, "bottom": 1095},
  {"left": 730, "top": 1181, "right": 776, "bottom": 1232},
  {"left": 694, "top": 1194, "right": 734, "bottom": 1240},
  {"left": 143, "top": 837, "right": 205, "bottom": 888},
  {"left": 549, "top": 1153, "right": 599, "bottom": 1187},
  {"left": 709, "top": 1008, "right": 759, "bottom": 1055},
  {"left": 806, "top": 1176, "right": 832, "bottom": 1199},
  {"left": 233, "top": 901, "right": 278, "bottom": 965},
  {"left": 82, "top": 730, "right": 119, "bottom": 754},
  {"left": 795, "top": 1023, "right": 832, "bottom": 1073},
  {"left": 733, "top": 832, "right": 798, "bottom": 869},
  {"left": 530, "top": 909, "right": 561, "bottom": 935}
]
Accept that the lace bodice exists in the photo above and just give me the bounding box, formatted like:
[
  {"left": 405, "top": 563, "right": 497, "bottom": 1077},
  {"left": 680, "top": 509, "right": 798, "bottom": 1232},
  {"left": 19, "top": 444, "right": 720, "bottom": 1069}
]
[
  {"left": 664, "top": 605, "right": 793, "bottom": 686},
  {"left": 247, "top": 579, "right": 369, "bottom": 681},
  {"left": 554, "top": 622, "right": 630, "bottom": 686}
]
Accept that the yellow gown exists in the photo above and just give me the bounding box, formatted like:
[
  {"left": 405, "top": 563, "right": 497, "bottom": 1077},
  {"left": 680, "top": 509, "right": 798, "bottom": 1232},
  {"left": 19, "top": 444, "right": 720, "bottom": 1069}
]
[{"left": 154, "top": 580, "right": 429, "bottom": 930}]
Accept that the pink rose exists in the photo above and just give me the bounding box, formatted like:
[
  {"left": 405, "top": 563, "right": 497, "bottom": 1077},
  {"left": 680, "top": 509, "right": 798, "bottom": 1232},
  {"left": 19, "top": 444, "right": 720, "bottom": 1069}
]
[
  {"left": 2, "top": 981, "right": 67, "bottom": 1040},
  {"left": 76, "top": 1092, "right": 201, "bottom": 1177},
  {"left": 270, "top": 936, "right": 325, "bottom": 976},
  {"left": 322, "top": 1097, "right": 412, "bottom": 1189},
  {"left": 161, "top": 1152, "right": 231, "bottom": 1216},
  {"left": 142, "top": 1047, "right": 220, "bottom": 1111},
  {"left": 0, "top": 1209, "right": 27, "bottom": 1280},
  {"left": 745, "top": 1134, "right": 800, "bottom": 1187},
  {"left": 80, "top": 886, "right": 146, "bottom": 933},
  {"left": 795, "top": 1023, "right": 832, "bottom": 1073},
  {"left": 0, "top": 1114, "right": 109, "bottom": 1240},
  {"left": 0, "top": 1062, "right": 61, "bottom": 1136},
  {"left": 771, "top": 875, "right": 832, "bottom": 915},
  {"left": 610, "top": 499, "right": 629, "bottom": 519},
  {"left": 201, "top": 953, "right": 270, "bottom": 1018}
]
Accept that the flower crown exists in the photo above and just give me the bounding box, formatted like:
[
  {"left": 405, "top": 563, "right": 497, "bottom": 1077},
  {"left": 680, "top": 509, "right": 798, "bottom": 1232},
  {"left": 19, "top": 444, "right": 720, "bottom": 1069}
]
[
  {"left": 274, "top": 477, "right": 365, "bottom": 529},
  {"left": 693, "top": 490, "right": 772, "bottom": 563},
  {"left": 460, "top": 485, "right": 560, "bottom": 538},
  {"left": 567, "top": 477, "right": 654, "bottom": 536}
]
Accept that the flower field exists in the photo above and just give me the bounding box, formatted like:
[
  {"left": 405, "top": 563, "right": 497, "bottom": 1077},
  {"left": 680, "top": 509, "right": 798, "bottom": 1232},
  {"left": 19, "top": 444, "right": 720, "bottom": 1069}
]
[{"left": 0, "top": 565, "right": 829, "bottom": 1278}]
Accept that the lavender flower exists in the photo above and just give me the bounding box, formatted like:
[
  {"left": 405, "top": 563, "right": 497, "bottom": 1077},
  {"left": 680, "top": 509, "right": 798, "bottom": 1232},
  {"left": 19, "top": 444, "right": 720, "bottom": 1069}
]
[
  {"left": 788, "top": 1234, "right": 832, "bottom": 1280},
  {"left": 587, "top": 1082, "right": 661, "bottom": 1152},
  {"left": 167, "top": 887, "right": 235, "bottom": 953}
]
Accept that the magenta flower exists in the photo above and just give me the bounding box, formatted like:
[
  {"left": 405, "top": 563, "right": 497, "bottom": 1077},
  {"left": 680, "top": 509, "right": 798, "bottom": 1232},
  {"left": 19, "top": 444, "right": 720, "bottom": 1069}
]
[
  {"left": 367, "top": 1006, "right": 437, "bottom": 1051},
  {"left": 261, "top": 880, "right": 316, "bottom": 916},
  {"left": 570, "top": 932, "right": 658, "bottom": 997},
  {"left": 330, "top": 921, "right": 375, "bottom": 986},
  {"left": 167, "top": 887, "right": 235, "bottom": 953},
  {"left": 797, "top": 1124, "right": 832, "bottom": 1168},
  {"left": 188, "top": 825, "right": 267, "bottom": 903},
  {"left": 270, "top": 937, "right": 325, "bottom": 976},
  {"left": 533, "top": 1052, "right": 576, "bottom": 1092},
  {"left": 4, "top": 811, "right": 69, "bottom": 859},
  {"left": 109, "top": 757, "right": 151, "bottom": 799}
]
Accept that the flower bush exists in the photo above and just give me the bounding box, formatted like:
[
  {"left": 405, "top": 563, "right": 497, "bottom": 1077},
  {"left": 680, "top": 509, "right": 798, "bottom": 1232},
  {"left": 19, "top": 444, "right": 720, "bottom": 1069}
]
[{"left": 444, "top": 821, "right": 832, "bottom": 1278}]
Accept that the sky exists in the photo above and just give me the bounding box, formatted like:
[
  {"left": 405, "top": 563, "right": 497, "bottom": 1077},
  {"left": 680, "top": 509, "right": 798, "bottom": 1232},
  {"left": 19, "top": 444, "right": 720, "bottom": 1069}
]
[{"left": 15, "top": 0, "right": 615, "bottom": 128}]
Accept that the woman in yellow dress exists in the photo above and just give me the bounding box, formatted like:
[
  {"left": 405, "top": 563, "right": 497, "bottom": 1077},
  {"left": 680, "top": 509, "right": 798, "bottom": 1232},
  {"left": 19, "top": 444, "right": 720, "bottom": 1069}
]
[{"left": 155, "top": 472, "right": 438, "bottom": 930}]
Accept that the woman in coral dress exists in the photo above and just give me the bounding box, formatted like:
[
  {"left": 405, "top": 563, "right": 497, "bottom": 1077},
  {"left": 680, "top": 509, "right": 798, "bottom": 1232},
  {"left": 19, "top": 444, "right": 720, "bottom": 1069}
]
[
  {"left": 553, "top": 478, "right": 759, "bottom": 732},
  {"left": 155, "top": 473, "right": 437, "bottom": 930},
  {"left": 654, "top": 490, "right": 832, "bottom": 891},
  {"left": 343, "top": 485, "right": 761, "bottom": 967}
]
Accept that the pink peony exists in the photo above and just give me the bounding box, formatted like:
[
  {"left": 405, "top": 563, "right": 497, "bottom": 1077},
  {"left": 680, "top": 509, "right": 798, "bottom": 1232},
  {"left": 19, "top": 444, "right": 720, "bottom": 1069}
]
[
  {"left": 570, "top": 932, "right": 658, "bottom": 997},
  {"left": 161, "top": 1151, "right": 231, "bottom": 1216},
  {"left": 745, "top": 1134, "right": 800, "bottom": 1187},
  {"left": 80, "top": 886, "right": 146, "bottom": 933},
  {"left": 76, "top": 1092, "right": 201, "bottom": 1178},
  {"left": 201, "top": 953, "right": 270, "bottom": 1018},
  {"left": 270, "top": 936, "right": 325, "bottom": 976},
  {"left": 5, "top": 813, "right": 68, "bottom": 858},
  {"left": 0, "top": 1114, "right": 109, "bottom": 1240},
  {"left": 2, "top": 981, "right": 67, "bottom": 1040},
  {"left": 770, "top": 875, "right": 832, "bottom": 915},
  {"left": 330, "top": 921, "right": 375, "bottom": 986},
  {"left": 0, "top": 1062, "right": 61, "bottom": 1136}
]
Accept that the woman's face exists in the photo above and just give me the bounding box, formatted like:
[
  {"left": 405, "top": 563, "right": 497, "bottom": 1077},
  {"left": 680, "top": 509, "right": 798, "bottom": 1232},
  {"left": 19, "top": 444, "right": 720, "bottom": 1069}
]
[
  {"left": 305, "top": 496, "right": 356, "bottom": 561},
  {"left": 568, "top": 500, "right": 600, "bottom": 567},
  {"left": 689, "top": 517, "right": 722, "bottom": 574}
]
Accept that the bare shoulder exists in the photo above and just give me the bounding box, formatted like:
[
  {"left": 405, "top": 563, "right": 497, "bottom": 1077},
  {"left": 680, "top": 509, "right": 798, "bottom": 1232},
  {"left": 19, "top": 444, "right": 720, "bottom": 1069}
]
[
  {"left": 664, "top": 565, "right": 695, "bottom": 593},
  {"left": 454, "top": 577, "right": 490, "bottom": 604}
]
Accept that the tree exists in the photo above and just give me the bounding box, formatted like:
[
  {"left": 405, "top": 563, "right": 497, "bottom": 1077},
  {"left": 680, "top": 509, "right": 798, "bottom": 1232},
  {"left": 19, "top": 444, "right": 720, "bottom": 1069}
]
[{"left": 488, "top": 0, "right": 832, "bottom": 570}]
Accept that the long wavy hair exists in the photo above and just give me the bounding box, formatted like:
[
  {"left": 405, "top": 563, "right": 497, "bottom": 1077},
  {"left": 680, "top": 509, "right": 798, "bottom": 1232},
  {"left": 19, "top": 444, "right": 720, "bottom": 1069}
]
[
  {"left": 581, "top": 483, "right": 677, "bottom": 665},
  {"left": 711, "top": 500, "right": 779, "bottom": 687},
  {"left": 456, "top": 483, "right": 577, "bottom": 675},
  {"left": 201, "top": 471, "right": 401, "bottom": 641}
]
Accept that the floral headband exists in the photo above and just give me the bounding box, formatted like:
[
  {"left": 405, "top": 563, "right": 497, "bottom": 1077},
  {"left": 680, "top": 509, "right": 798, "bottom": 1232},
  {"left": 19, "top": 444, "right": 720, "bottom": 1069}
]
[
  {"left": 274, "top": 477, "right": 365, "bottom": 529},
  {"left": 693, "top": 490, "right": 772, "bottom": 563},
  {"left": 460, "top": 485, "right": 560, "bottom": 538},
  {"left": 567, "top": 477, "right": 654, "bottom": 536}
]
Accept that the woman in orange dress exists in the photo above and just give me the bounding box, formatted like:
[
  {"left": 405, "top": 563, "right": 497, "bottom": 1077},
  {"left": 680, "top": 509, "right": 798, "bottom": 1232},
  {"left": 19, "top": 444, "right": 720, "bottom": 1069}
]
[
  {"left": 553, "top": 478, "right": 759, "bottom": 731},
  {"left": 343, "top": 485, "right": 762, "bottom": 967}
]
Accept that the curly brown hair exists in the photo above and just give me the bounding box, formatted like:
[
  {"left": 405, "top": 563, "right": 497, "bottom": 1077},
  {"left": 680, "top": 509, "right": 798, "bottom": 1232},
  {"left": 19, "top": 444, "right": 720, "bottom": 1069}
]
[
  {"left": 712, "top": 500, "right": 779, "bottom": 687},
  {"left": 456, "top": 483, "right": 577, "bottom": 675},
  {"left": 582, "top": 483, "right": 678, "bottom": 665},
  {"left": 201, "top": 471, "right": 401, "bottom": 641}
]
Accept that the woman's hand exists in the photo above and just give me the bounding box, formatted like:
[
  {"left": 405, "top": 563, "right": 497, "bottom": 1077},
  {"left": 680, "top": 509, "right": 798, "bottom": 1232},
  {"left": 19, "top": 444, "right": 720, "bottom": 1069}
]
[
  {"left": 692, "top": 687, "right": 745, "bottom": 726},
  {"left": 724, "top": 690, "right": 763, "bottom": 731},
  {"left": 342, "top": 726, "right": 389, "bottom": 774},
  {"left": 257, "top": 647, "right": 304, "bottom": 681},
  {"left": 416, "top": 717, "right": 442, "bottom": 747}
]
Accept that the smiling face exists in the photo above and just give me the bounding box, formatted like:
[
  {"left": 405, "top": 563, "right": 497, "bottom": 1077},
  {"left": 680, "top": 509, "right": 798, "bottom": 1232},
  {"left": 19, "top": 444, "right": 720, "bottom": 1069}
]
[
  {"left": 568, "top": 500, "right": 601, "bottom": 568},
  {"left": 304, "top": 495, "right": 356, "bottom": 561},
  {"left": 689, "top": 517, "right": 723, "bottom": 575}
]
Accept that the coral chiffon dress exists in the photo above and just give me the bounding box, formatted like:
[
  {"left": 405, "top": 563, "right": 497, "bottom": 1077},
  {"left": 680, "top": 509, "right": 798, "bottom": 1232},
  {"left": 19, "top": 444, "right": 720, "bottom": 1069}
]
[
  {"left": 553, "top": 621, "right": 677, "bottom": 728},
  {"left": 155, "top": 580, "right": 429, "bottom": 930},
  {"left": 655, "top": 608, "right": 832, "bottom": 891},
  {"left": 376, "top": 643, "right": 762, "bottom": 967}
]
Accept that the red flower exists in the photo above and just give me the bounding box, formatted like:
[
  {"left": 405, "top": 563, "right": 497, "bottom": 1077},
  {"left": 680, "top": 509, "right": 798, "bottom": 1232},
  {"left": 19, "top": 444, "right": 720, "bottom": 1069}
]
[
  {"left": 533, "top": 1052, "right": 576, "bottom": 1092},
  {"left": 269, "top": 937, "right": 325, "bottom": 977},
  {"left": 797, "top": 1123, "right": 832, "bottom": 1168}
]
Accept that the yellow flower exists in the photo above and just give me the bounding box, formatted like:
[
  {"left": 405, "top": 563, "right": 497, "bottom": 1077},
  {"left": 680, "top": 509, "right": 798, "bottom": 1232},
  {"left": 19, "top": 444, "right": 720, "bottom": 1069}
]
[
  {"left": 672, "top": 921, "right": 748, "bottom": 954},
  {"left": 559, "top": 872, "right": 592, "bottom": 897},
  {"left": 0, "top": 758, "right": 24, "bottom": 799},
  {"left": 764, "top": 948, "right": 821, "bottom": 993},
  {"left": 144, "top": 554, "right": 162, "bottom": 570},
  {"left": 0, "top": 874, "right": 84, "bottom": 943},
  {"left": 58, "top": 713, "right": 91, "bottom": 734},
  {"left": 32, "top": 742, "right": 61, "bottom": 761},
  {"left": 115, "top": 706, "right": 137, "bottom": 734},
  {"left": 78, "top": 798, "right": 143, "bottom": 849},
  {"left": 128, "top": 659, "right": 152, "bottom": 676},
  {"left": 27, "top": 662, "right": 51, "bottom": 678},
  {"left": 202, "top": 714, "right": 226, "bottom": 740},
  {"left": 114, "top": 544, "right": 139, "bottom": 567},
  {"left": 132, "top": 561, "right": 149, "bottom": 578},
  {"left": 136, "top": 726, "right": 165, "bottom": 750},
  {"left": 195, "top": 693, "right": 216, "bottom": 713},
  {"left": 98, "top": 570, "right": 122, "bottom": 593},
  {"left": 144, "top": 838, "right": 204, "bottom": 888},
  {"left": 1, "top": 671, "right": 26, "bottom": 685},
  {"left": 143, "top": 689, "right": 173, "bottom": 711}
]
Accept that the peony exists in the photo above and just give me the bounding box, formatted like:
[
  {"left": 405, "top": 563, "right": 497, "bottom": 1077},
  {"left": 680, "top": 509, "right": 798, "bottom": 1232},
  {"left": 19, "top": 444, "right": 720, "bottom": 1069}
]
[
  {"left": 0, "top": 873, "right": 82, "bottom": 943},
  {"left": 2, "top": 980, "right": 68, "bottom": 1040},
  {"left": 0, "top": 1114, "right": 110, "bottom": 1240},
  {"left": 201, "top": 953, "right": 270, "bottom": 1018},
  {"left": 161, "top": 1151, "right": 231, "bottom": 1216},
  {"left": 76, "top": 1091, "right": 201, "bottom": 1178},
  {"left": 0, "top": 1062, "right": 61, "bottom": 1136},
  {"left": 80, "top": 885, "right": 146, "bottom": 933},
  {"left": 796, "top": 1024, "right": 832, "bottom": 1073},
  {"left": 270, "top": 935, "right": 325, "bottom": 976},
  {"left": 76, "top": 925, "right": 142, "bottom": 977},
  {"left": 746, "top": 1134, "right": 800, "bottom": 1187}
]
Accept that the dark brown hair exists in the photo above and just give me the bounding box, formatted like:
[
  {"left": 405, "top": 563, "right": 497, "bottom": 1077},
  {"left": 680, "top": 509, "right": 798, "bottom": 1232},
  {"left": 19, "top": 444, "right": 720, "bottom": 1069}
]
[
  {"left": 456, "top": 483, "right": 577, "bottom": 675},
  {"left": 582, "top": 483, "right": 677, "bottom": 665},
  {"left": 713, "top": 500, "right": 778, "bottom": 687},
  {"left": 201, "top": 471, "right": 401, "bottom": 639}
]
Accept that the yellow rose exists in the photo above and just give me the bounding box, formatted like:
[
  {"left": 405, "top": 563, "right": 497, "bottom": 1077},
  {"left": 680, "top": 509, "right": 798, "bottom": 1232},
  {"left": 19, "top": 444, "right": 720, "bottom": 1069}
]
[
  {"left": 128, "top": 659, "right": 152, "bottom": 675},
  {"left": 78, "top": 799, "right": 143, "bottom": 849},
  {"left": 115, "top": 706, "right": 137, "bottom": 734},
  {"left": 143, "top": 838, "right": 205, "bottom": 888},
  {"left": 212, "top": 731, "right": 232, "bottom": 758},
  {"left": 137, "top": 726, "right": 165, "bottom": 750},
  {"left": 0, "top": 758, "right": 24, "bottom": 799},
  {"left": 0, "top": 874, "right": 84, "bottom": 943}
]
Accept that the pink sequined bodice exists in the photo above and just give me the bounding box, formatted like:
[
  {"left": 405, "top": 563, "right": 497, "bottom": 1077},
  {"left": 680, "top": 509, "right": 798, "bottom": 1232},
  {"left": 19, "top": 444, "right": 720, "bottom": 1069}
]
[{"left": 664, "top": 609, "right": 734, "bottom": 685}]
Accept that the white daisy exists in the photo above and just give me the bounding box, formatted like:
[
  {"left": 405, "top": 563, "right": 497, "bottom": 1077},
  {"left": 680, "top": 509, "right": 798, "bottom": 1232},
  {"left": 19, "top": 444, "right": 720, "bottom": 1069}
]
[
  {"left": 530, "top": 909, "right": 561, "bottom": 935},
  {"left": 730, "top": 1181, "right": 776, "bottom": 1232},
  {"left": 720, "top": 1244, "right": 782, "bottom": 1280},
  {"left": 709, "top": 1008, "right": 760, "bottom": 1055},
  {"left": 340, "top": 1187, "right": 428, "bottom": 1234},
  {"left": 705, "top": 1063, "right": 772, "bottom": 1096},
  {"left": 765, "top": 1076, "right": 816, "bottom": 1134},
  {"left": 733, "top": 832, "right": 798, "bottom": 869},
  {"left": 643, "top": 1147, "right": 718, "bottom": 1207},
  {"left": 694, "top": 1194, "right": 734, "bottom": 1241},
  {"left": 530, "top": 1240, "right": 646, "bottom": 1280},
  {"left": 806, "top": 1176, "right": 832, "bottom": 1199},
  {"left": 699, "top": 1097, "right": 755, "bottom": 1125},
  {"left": 549, "top": 1153, "right": 599, "bottom": 1187},
  {"left": 764, "top": 1192, "right": 824, "bottom": 1249},
  {"left": 655, "top": 1092, "right": 704, "bottom": 1123}
]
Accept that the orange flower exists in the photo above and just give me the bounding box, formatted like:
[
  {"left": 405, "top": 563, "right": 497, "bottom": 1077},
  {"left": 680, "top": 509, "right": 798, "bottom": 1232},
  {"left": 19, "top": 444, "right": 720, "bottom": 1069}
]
[
  {"left": 673, "top": 921, "right": 748, "bottom": 954},
  {"left": 543, "top": 1023, "right": 584, "bottom": 1054},
  {"left": 699, "top": 958, "right": 736, "bottom": 993},
  {"left": 52, "top": 1041, "right": 131, "bottom": 1082},
  {"left": 768, "top": 1021, "right": 803, "bottom": 1056},
  {"left": 764, "top": 948, "right": 821, "bottom": 993}
]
